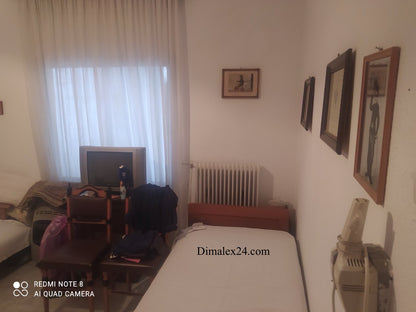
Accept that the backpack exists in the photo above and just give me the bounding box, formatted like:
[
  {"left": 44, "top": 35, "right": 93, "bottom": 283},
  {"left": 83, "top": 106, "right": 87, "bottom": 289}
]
[{"left": 111, "top": 230, "right": 169, "bottom": 260}]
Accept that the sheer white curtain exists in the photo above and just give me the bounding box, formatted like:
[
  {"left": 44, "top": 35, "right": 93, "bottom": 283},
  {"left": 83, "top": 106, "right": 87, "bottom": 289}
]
[{"left": 25, "top": 0, "right": 190, "bottom": 228}]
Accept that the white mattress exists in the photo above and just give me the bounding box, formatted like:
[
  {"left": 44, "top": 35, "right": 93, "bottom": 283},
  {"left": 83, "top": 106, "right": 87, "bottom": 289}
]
[
  {"left": 0, "top": 219, "right": 31, "bottom": 261},
  {"left": 135, "top": 225, "right": 308, "bottom": 312}
]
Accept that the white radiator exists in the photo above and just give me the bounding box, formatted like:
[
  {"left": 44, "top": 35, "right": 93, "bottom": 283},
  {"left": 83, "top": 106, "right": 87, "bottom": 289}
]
[{"left": 189, "top": 162, "right": 259, "bottom": 207}]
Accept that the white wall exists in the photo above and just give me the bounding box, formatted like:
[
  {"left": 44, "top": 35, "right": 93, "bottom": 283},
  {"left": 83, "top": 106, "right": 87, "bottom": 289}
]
[
  {"left": 187, "top": 0, "right": 416, "bottom": 311},
  {"left": 186, "top": 0, "right": 304, "bottom": 205},
  {"left": 0, "top": 0, "right": 414, "bottom": 310},
  {"left": 296, "top": 0, "right": 416, "bottom": 311},
  {"left": 0, "top": 0, "right": 40, "bottom": 178}
]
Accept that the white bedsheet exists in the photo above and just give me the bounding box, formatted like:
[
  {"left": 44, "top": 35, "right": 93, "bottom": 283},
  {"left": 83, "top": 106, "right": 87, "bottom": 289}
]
[
  {"left": 0, "top": 219, "right": 31, "bottom": 262},
  {"left": 135, "top": 225, "right": 308, "bottom": 312}
]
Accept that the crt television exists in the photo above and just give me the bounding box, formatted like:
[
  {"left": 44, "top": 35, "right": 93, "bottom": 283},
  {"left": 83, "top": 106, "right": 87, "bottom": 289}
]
[{"left": 79, "top": 146, "right": 146, "bottom": 190}]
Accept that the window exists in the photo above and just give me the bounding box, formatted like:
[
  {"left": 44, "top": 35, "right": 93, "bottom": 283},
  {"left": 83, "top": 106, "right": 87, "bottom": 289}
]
[{"left": 47, "top": 65, "right": 169, "bottom": 185}]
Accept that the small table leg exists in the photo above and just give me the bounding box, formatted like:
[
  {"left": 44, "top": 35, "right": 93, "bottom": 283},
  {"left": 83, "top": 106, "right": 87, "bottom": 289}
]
[
  {"left": 41, "top": 269, "right": 49, "bottom": 312},
  {"left": 103, "top": 272, "right": 110, "bottom": 312},
  {"left": 86, "top": 272, "right": 94, "bottom": 312},
  {"left": 126, "top": 272, "right": 132, "bottom": 292}
]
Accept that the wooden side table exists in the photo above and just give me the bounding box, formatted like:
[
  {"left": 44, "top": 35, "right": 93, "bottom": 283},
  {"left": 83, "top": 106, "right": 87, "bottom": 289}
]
[{"left": 99, "top": 196, "right": 170, "bottom": 312}]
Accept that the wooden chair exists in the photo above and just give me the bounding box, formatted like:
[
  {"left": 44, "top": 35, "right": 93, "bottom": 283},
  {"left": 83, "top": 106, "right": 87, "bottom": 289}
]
[
  {"left": 37, "top": 184, "right": 112, "bottom": 312},
  {"left": 66, "top": 184, "right": 112, "bottom": 243}
]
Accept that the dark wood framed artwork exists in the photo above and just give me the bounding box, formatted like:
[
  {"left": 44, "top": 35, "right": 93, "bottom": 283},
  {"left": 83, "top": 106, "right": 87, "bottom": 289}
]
[
  {"left": 354, "top": 47, "right": 400, "bottom": 205},
  {"left": 320, "top": 49, "right": 354, "bottom": 154},
  {"left": 222, "top": 68, "right": 260, "bottom": 98},
  {"left": 301, "top": 77, "right": 315, "bottom": 130}
]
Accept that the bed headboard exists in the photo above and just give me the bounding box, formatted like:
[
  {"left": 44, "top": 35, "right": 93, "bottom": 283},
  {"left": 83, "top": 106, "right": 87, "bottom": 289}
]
[{"left": 188, "top": 203, "right": 290, "bottom": 232}]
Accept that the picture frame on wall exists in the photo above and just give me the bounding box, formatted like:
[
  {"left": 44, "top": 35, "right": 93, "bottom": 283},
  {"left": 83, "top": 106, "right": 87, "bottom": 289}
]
[
  {"left": 354, "top": 47, "right": 400, "bottom": 205},
  {"left": 300, "top": 77, "right": 315, "bottom": 130},
  {"left": 222, "top": 68, "right": 260, "bottom": 98},
  {"left": 320, "top": 49, "right": 354, "bottom": 154}
]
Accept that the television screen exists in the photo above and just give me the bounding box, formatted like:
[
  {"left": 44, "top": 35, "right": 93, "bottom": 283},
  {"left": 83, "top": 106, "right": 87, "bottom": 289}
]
[
  {"left": 80, "top": 146, "right": 146, "bottom": 190},
  {"left": 86, "top": 151, "right": 133, "bottom": 188}
]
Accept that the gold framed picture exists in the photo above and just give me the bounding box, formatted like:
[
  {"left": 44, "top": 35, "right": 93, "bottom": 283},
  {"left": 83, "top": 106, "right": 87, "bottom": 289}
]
[{"left": 222, "top": 68, "right": 260, "bottom": 98}]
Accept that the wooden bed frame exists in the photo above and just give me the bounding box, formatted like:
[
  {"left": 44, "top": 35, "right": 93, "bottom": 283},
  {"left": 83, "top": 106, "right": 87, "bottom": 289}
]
[
  {"left": 188, "top": 203, "right": 290, "bottom": 232},
  {"left": 0, "top": 202, "right": 12, "bottom": 220}
]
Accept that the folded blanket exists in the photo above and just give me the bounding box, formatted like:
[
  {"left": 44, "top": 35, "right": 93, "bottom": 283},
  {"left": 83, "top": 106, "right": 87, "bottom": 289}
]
[{"left": 8, "top": 181, "right": 80, "bottom": 226}]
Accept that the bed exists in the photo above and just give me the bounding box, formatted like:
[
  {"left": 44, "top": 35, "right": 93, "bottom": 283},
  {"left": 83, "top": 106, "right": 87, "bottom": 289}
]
[
  {"left": 0, "top": 206, "right": 31, "bottom": 262},
  {"left": 134, "top": 203, "right": 308, "bottom": 312},
  {"left": 0, "top": 172, "right": 38, "bottom": 266},
  {"left": 0, "top": 172, "right": 69, "bottom": 264}
]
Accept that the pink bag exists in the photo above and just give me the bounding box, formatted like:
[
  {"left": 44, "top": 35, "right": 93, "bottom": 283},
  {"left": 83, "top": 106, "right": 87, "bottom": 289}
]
[{"left": 39, "top": 215, "right": 69, "bottom": 281}]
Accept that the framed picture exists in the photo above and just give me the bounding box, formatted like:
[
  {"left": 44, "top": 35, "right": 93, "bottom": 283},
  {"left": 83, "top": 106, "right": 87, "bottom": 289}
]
[
  {"left": 222, "top": 68, "right": 260, "bottom": 98},
  {"left": 354, "top": 47, "right": 400, "bottom": 205},
  {"left": 320, "top": 49, "right": 354, "bottom": 154},
  {"left": 301, "top": 77, "right": 315, "bottom": 130}
]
